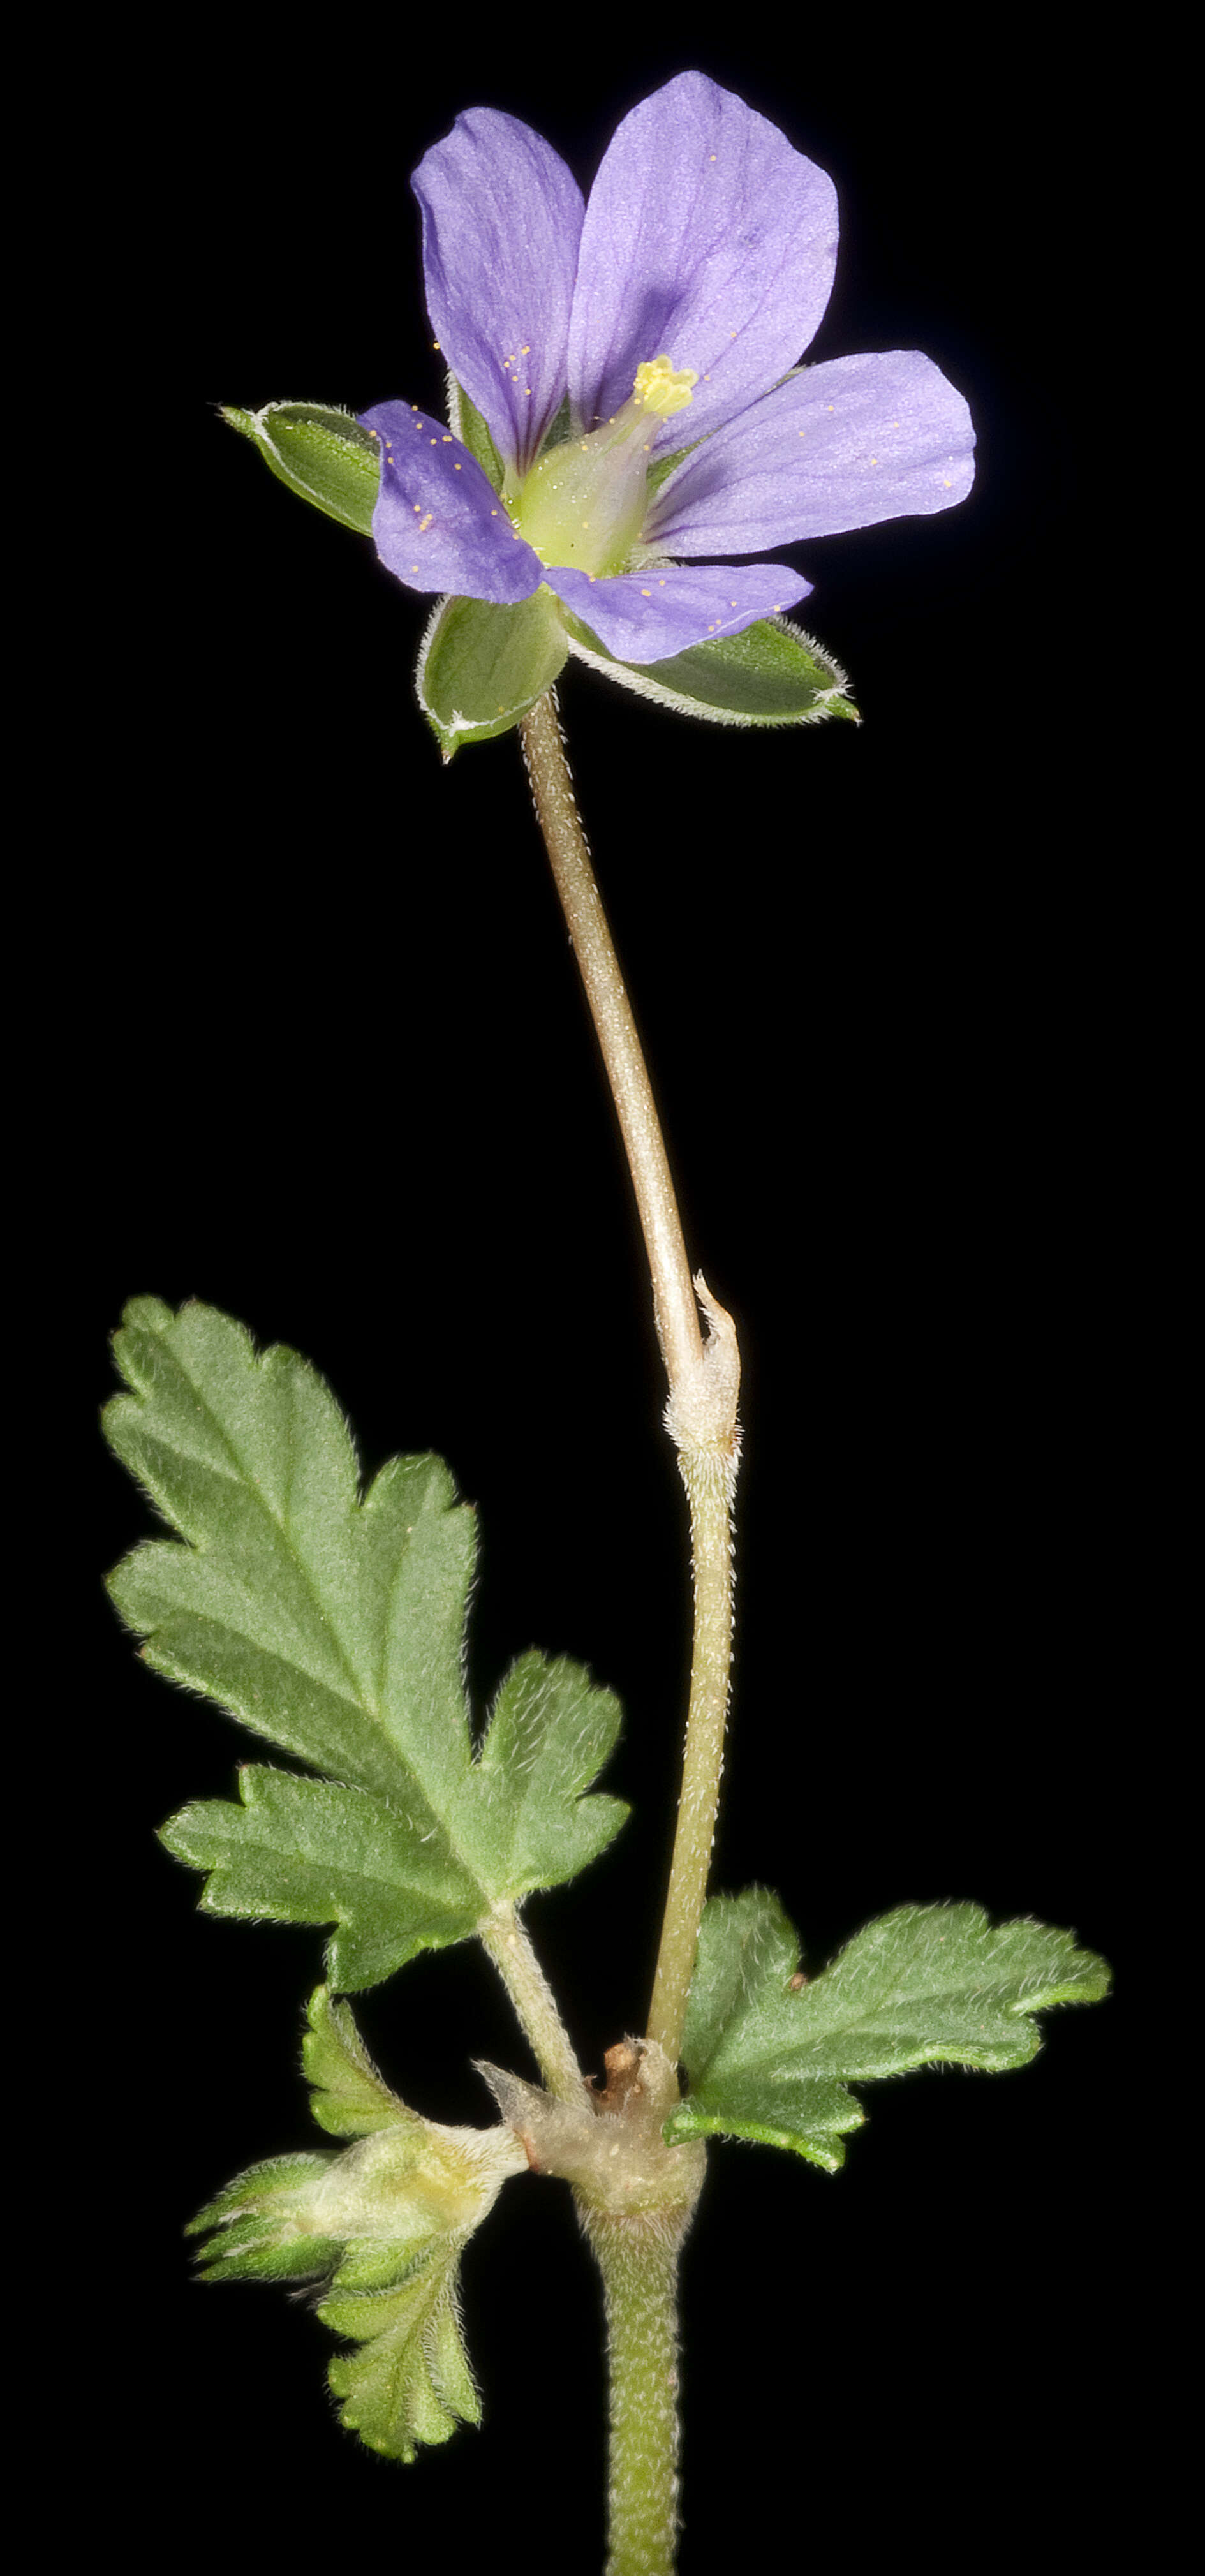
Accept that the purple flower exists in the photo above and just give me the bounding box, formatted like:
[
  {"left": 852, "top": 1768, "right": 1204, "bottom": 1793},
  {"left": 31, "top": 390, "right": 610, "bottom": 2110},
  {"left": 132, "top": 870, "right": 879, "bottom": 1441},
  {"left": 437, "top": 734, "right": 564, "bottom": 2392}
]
[{"left": 361, "top": 74, "right": 974, "bottom": 667}]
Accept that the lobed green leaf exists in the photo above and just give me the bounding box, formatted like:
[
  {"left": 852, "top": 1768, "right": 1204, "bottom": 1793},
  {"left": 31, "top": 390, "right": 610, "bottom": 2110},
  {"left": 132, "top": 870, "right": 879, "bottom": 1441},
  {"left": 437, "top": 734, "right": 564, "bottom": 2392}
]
[
  {"left": 107, "top": 1298, "right": 627, "bottom": 1988},
  {"left": 322, "top": 2237, "right": 481, "bottom": 2461},
  {"left": 464, "top": 1648, "right": 628, "bottom": 1896},
  {"left": 666, "top": 1892, "right": 1111, "bottom": 2171},
  {"left": 161, "top": 1766, "right": 485, "bottom": 1990},
  {"left": 304, "top": 1982, "right": 414, "bottom": 2138}
]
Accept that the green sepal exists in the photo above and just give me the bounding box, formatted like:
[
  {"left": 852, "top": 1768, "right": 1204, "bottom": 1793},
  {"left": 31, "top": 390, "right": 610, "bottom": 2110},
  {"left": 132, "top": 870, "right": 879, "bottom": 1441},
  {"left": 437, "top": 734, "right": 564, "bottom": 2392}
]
[
  {"left": 221, "top": 401, "right": 380, "bottom": 534},
  {"left": 445, "top": 375, "right": 575, "bottom": 492},
  {"left": 645, "top": 440, "right": 704, "bottom": 501},
  {"left": 665, "top": 1893, "right": 1111, "bottom": 2172},
  {"left": 565, "top": 609, "right": 859, "bottom": 728},
  {"left": 446, "top": 377, "right": 506, "bottom": 492},
  {"left": 106, "top": 1298, "right": 627, "bottom": 1988},
  {"left": 415, "top": 379, "right": 570, "bottom": 760},
  {"left": 415, "top": 589, "right": 568, "bottom": 760}
]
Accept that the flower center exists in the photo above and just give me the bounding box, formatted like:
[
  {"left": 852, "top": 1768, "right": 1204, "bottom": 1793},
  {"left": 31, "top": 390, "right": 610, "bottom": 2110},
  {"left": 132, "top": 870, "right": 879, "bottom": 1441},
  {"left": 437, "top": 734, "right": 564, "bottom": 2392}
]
[{"left": 512, "top": 355, "right": 697, "bottom": 577}]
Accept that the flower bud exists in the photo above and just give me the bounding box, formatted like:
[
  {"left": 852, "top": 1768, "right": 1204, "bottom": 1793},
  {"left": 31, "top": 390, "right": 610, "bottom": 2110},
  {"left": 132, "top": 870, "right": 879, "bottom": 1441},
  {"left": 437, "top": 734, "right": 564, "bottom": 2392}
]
[{"left": 190, "top": 1987, "right": 526, "bottom": 2285}]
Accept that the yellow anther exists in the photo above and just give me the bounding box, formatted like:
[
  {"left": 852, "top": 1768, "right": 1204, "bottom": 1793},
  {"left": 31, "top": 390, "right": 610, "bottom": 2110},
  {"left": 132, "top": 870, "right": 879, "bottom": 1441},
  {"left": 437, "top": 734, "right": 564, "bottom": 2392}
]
[{"left": 632, "top": 354, "right": 698, "bottom": 418}]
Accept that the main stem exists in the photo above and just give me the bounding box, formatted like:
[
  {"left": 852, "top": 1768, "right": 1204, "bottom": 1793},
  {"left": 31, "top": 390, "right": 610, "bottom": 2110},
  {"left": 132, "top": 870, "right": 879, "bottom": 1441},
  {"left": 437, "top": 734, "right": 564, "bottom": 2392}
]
[
  {"left": 521, "top": 692, "right": 739, "bottom": 2061},
  {"left": 644, "top": 1440, "right": 737, "bottom": 2065},
  {"left": 582, "top": 2212, "right": 688, "bottom": 2576},
  {"left": 520, "top": 690, "right": 741, "bottom": 2571}
]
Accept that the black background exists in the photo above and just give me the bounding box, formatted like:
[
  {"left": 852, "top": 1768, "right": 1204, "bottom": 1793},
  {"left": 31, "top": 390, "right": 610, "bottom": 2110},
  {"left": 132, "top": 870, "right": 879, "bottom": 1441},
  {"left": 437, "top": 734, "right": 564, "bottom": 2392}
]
[{"left": 76, "top": 32, "right": 1125, "bottom": 2567}]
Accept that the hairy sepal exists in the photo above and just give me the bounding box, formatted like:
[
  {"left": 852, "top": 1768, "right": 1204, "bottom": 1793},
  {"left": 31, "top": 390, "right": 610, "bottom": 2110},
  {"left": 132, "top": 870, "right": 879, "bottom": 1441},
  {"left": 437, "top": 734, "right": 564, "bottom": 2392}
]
[
  {"left": 416, "top": 589, "right": 568, "bottom": 758},
  {"left": 221, "top": 401, "right": 380, "bottom": 533},
  {"left": 564, "top": 608, "right": 859, "bottom": 727}
]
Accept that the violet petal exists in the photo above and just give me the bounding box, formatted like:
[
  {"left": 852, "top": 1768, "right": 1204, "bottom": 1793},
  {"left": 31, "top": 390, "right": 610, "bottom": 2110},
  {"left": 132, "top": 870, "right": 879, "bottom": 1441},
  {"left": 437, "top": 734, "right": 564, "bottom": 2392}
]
[
  {"left": 361, "top": 401, "right": 543, "bottom": 603},
  {"left": 412, "top": 110, "right": 584, "bottom": 479},
  {"left": 567, "top": 73, "right": 838, "bottom": 454},
  {"left": 647, "top": 350, "right": 976, "bottom": 553},
  {"left": 545, "top": 559, "right": 811, "bottom": 663}
]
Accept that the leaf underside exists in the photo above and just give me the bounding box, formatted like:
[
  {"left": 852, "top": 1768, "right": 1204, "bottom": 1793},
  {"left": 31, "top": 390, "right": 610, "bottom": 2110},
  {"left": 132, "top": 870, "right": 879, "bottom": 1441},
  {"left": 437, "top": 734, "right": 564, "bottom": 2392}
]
[
  {"left": 667, "top": 1893, "right": 1111, "bottom": 2171},
  {"left": 105, "top": 1298, "right": 627, "bottom": 1988}
]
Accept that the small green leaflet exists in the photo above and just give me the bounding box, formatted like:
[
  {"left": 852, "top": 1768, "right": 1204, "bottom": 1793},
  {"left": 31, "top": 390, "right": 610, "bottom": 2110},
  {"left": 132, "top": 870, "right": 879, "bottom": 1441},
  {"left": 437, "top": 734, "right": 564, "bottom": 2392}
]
[
  {"left": 188, "top": 2150, "right": 344, "bottom": 2283},
  {"left": 665, "top": 1893, "right": 1111, "bottom": 2172},
  {"left": 190, "top": 1988, "right": 525, "bottom": 2461},
  {"left": 105, "top": 1299, "right": 628, "bottom": 1988},
  {"left": 304, "top": 1979, "right": 415, "bottom": 2138},
  {"left": 322, "top": 2249, "right": 482, "bottom": 2462}
]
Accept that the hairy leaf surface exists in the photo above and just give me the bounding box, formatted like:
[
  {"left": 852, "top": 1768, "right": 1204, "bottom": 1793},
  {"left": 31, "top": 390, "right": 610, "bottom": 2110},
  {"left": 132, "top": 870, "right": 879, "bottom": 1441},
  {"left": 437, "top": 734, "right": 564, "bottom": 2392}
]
[
  {"left": 106, "top": 1298, "right": 626, "bottom": 1986},
  {"left": 304, "top": 1982, "right": 415, "bottom": 2138},
  {"left": 322, "top": 2240, "right": 482, "bottom": 2461},
  {"left": 665, "top": 1893, "right": 1111, "bottom": 2170}
]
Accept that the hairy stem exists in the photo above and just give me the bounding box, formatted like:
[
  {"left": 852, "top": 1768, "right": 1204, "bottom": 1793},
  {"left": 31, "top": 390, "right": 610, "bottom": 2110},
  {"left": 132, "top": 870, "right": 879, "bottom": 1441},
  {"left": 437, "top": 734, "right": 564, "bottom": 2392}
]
[
  {"left": 519, "top": 690, "right": 702, "bottom": 1394},
  {"left": 580, "top": 2210, "right": 689, "bottom": 2576},
  {"left": 478, "top": 1901, "right": 584, "bottom": 2103},
  {"left": 645, "top": 1440, "right": 737, "bottom": 2068},
  {"left": 519, "top": 691, "right": 740, "bottom": 2075},
  {"left": 520, "top": 690, "right": 739, "bottom": 2575}
]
